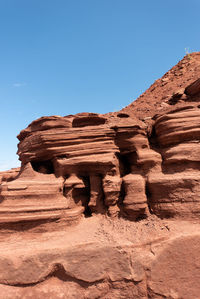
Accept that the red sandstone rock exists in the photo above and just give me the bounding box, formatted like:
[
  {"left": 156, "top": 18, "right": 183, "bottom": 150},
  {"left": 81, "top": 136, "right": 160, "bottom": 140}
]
[
  {"left": 13, "top": 113, "right": 156, "bottom": 224},
  {"left": 120, "top": 52, "right": 200, "bottom": 120},
  {"left": 185, "top": 77, "right": 200, "bottom": 95},
  {"left": 147, "top": 105, "right": 200, "bottom": 219},
  {"left": 122, "top": 174, "right": 148, "bottom": 219},
  {"left": 0, "top": 167, "right": 20, "bottom": 183},
  {"left": 1, "top": 53, "right": 200, "bottom": 298},
  {"left": 148, "top": 234, "right": 200, "bottom": 299}
]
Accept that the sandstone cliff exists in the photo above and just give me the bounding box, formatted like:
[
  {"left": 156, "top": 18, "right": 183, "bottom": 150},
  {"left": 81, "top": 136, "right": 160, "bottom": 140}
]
[{"left": 1, "top": 53, "right": 200, "bottom": 298}]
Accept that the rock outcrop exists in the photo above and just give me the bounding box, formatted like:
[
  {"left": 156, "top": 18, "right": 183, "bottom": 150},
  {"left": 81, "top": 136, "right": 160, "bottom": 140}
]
[
  {"left": 148, "top": 105, "right": 200, "bottom": 218},
  {"left": 1, "top": 113, "right": 161, "bottom": 226},
  {"left": 1, "top": 52, "right": 200, "bottom": 298},
  {"left": 0, "top": 167, "right": 20, "bottom": 183},
  {"left": 3, "top": 77, "right": 200, "bottom": 227}
]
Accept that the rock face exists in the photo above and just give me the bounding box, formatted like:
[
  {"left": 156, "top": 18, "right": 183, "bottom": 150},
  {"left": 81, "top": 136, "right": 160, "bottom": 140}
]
[
  {"left": 148, "top": 105, "right": 200, "bottom": 218},
  {"left": 0, "top": 167, "right": 20, "bottom": 183},
  {"left": 3, "top": 89, "right": 200, "bottom": 226},
  {"left": 0, "top": 113, "right": 161, "bottom": 227},
  {"left": 1, "top": 52, "right": 200, "bottom": 298}
]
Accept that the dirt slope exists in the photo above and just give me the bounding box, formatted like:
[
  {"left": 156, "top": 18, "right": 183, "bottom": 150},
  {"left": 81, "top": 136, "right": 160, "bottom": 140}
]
[{"left": 120, "top": 52, "right": 200, "bottom": 119}]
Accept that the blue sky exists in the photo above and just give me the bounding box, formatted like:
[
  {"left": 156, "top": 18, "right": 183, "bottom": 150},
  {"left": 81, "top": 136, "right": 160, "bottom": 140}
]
[{"left": 0, "top": 0, "right": 200, "bottom": 170}]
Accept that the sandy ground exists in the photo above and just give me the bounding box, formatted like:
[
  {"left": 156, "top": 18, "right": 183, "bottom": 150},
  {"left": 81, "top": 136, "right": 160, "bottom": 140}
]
[{"left": 0, "top": 214, "right": 200, "bottom": 254}]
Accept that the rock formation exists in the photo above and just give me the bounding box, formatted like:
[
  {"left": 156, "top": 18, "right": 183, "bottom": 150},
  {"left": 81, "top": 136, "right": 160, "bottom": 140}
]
[
  {"left": 1, "top": 52, "right": 200, "bottom": 298},
  {"left": 1, "top": 112, "right": 162, "bottom": 227},
  {"left": 148, "top": 105, "right": 200, "bottom": 218}
]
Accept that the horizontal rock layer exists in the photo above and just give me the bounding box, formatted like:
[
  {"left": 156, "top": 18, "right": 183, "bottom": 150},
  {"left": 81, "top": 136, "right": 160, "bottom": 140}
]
[
  {"left": 2, "top": 98, "right": 200, "bottom": 227},
  {"left": 1, "top": 54, "right": 200, "bottom": 298},
  {"left": 148, "top": 105, "right": 200, "bottom": 218},
  {"left": 1, "top": 113, "right": 160, "bottom": 226}
]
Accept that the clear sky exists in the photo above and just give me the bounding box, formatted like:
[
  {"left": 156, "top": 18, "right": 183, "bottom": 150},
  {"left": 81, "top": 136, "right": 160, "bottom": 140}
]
[{"left": 0, "top": 0, "right": 199, "bottom": 171}]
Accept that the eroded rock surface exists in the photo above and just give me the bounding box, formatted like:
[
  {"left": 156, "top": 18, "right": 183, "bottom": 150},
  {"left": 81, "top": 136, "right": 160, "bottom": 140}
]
[
  {"left": 1, "top": 53, "right": 200, "bottom": 298},
  {"left": 147, "top": 105, "right": 200, "bottom": 219},
  {"left": 1, "top": 112, "right": 161, "bottom": 226},
  {"left": 4, "top": 97, "right": 200, "bottom": 226}
]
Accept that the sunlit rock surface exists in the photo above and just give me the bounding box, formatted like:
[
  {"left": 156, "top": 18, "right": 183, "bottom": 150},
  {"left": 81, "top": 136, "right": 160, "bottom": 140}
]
[{"left": 1, "top": 53, "right": 200, "bottom": 298}]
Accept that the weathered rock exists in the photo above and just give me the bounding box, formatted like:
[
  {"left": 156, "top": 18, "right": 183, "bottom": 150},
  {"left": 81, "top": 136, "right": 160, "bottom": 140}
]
[
  {"left": 185, "top": 77, "right": 200, "bottom": 95},
  {"left": 1, "top": 53, "right": 200, "bottom": 298},
  {"left": 103, "top": 174, "right": 121, "bottom": 216},
  {"left": 17, "top": 115, "right": 72, "bottom": 141},
  {"left": 3, "top": 91, "right": 200, "bottom": 225},
  {"left": 0, "top": 163, "right": 84, "bottom": 227},
  {"left": 0, "top": 215, "right": 198, "bottom": 299},
  {"left": 148, "top": 234, "right": 200, "bottom": 299},
  {"left": 0, "top": 167, "right": 20, "bottom": 183},
  {"left": 148, "top": 105, "right": 200, "bottom": 219},
  {"left": 122, "top": 174, "right": 148, "bottom": 219},
  {"left": 2, "top": 113, "right": 159, "bottom": 228},
  {"left": 148, "top": 173, "right": 200, "bottom": 218},
  {"left": 153, "top": 106, "right": 200, "bottom": 147}
]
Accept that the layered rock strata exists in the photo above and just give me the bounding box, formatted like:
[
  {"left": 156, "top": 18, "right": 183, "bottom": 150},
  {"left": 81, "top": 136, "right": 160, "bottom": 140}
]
[
  {"left": 0, "top": 167, "right": 20, "bottom": 183},
  {"left": 1, "top": 54, "right": 200, "bottom": 298},
  {"left": 148, "top": 105, "right": 200, "bottom": 218},
  {"left": 1, "top": 76, "right": 200, "bottom": 228},
  {"left": 1, "top": 113, "right": 160, "bottom": 227}
]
